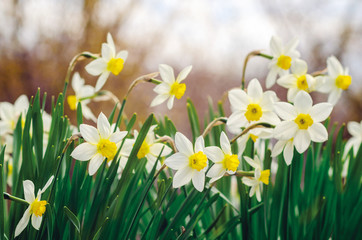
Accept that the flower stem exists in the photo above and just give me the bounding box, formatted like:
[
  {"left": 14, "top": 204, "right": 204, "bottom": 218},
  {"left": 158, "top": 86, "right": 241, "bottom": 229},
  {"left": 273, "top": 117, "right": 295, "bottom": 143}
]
[
  {"left": 230, "top": 122, "right": 274, "bottom": 144},
  {"left": 63, "top": 52, "right": 99, "bottom": 99},
  {"left": 124, "top": 72, "right": 160, "bottom": 101},
  {"left": 3, "top": 193, "right": 28, "bottom": 205},
  {"left": 241, "top": 51, "right": 273, "bottom": 89},
  {"left": 201, "top": 117, "right": 228, "bottom": 138}
]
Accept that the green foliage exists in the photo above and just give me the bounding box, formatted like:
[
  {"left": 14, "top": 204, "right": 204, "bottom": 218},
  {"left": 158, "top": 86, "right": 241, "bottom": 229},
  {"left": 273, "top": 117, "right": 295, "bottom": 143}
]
[{"left": 1, "top": 92, "right": 361, "bottom": 240}]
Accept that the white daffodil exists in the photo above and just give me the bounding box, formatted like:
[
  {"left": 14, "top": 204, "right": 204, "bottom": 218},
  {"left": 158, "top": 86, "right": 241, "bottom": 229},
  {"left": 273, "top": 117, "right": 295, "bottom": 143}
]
[
  {"left": 0, "top": 94, "right": 29, "bottom": 136},
  {"left": 85, "top": 33, "right": 128, "bottom": 91},
  {"left": 116, "top": 138, "right": 135, "bottom": 178},
  {"left": 150, "top": 64, "right": 192, "bottom": 110},
  {"left": 164, "top": 132, "right": 208, "bottom": 192},
  {"left": 67, "top": 72, "right": 98, "bottom": 122},
  {"left": 242, "top": 155, "right": 270, "bottom": 202},
  {"left": 273, "top": 91, "right": 333, "bottom": 159},
  {"left": 135, "top": 125, "right": 172, "bottom": 172},
  {"left": 14, "top": 176, "right": 54, "bottom": 237},
  {"left": 204, "top": 132, "right": 240, "bottom": 183},
  {"left": 70, "top": 112, "right": 127, "bottom": 176},
  {"left": 277, "top": 59, "right": 317, "bottom": 102},
  {"left": 317, "top": 56, "right": 352, "bottom": 105},
  {"left": 226, "top": 78, "right": 280, "bottom": 135},
  {"left": 266, "top": 36, "right": 301, "bottom": 88}
]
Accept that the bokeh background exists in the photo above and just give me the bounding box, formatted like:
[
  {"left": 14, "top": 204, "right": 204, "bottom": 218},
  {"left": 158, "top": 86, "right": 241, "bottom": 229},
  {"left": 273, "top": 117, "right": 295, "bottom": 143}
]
[{"left": 1, "top": 0, "right": 361, "bottom": 134}]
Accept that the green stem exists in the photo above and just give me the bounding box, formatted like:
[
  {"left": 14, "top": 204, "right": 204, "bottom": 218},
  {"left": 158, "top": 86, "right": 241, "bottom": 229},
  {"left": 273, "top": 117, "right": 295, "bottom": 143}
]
[
  {"left": 3, "top": 193, "right": 29, "bottom": 205},
  {"left": 257, "top": 53, "right": 273, "bottom": 60},
  {"left": 230, "top": 122, "right": 274, "bottom": 144},
  {"left": 201, "top": 117, "right": 228, "bottom": 138}
]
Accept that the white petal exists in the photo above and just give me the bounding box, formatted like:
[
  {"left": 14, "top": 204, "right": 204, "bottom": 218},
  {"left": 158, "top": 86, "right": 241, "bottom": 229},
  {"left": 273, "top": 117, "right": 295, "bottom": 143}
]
[
  {"left": 80, "top": 124, "right": 100, "bottom": 144},
  {"left": 167, "top": 96, "right": 175, "bottom": 109},
  {"left": 192, "top": 171, "right": 205, "bottom": 192},
  {"left": 291, "top": 59, "right": 307, "bottom": 75},
  {"left": 177, "top": 65, "right": 192, "bottom": 83},
  {"left": 237, "top": 135, "right": 248, "bottom": 153},
  {"left": 150, "top": 143, "right": 172, "bottom": 157},
  {"left": 327, "top": 89, "right": 342, "bottom": 106},
  {"left": 226, "top": 112, "right": 246, "bottom": 134},
  {"left": 85, "top": 59, "right": 107, "bottom": 76},
  {"left": 204, "top": 146, "right": 224, "bottom": 163},
  {"left": 277, "top": 75, "right": 296, "bottom": 89},
  {"left": 274, "top": 102, "right": 297, "bottom": 120},
  {"left": 287, "top": 88, "right": 299, "bottom": 102},
  {"left": 284, "top": 140, "right": 294, "bottom": 165},
  {"left": 15, "top": 207, "right": 31, "bottom": 237},
  {"left": 23, "top": 180, "right": 35, "bottom": 203},
  {"left": 165, "top": 152, "right": 189, "bottom": 170},
  {"left": 150, "top": 94, "right": 169, "bottom": 107},
  {"left": 247, "top": 79, "right": 263, "bottom": 101},
  {"left": 327, "top": 56, "right": 343, "bottom": 77},
  {"left": 271, "top": 140, "right": 286, "bottom": 157},
  {"left": 153, "top": 83, "right": 170, "bottom": 94},
  {"left": 266, "top": 67, "right": 278, "bottom": 88},
  {"left": 261, "top": 111, "right": 281, "bottom": 125},
  {"left": 82, "top": 105, "right": 97, "bottom": 122},
  {"left": 244, "top": 156, "right": 260, "bottom": 169},
  {"left": 101, "top": 43, "right": 113, "bottom": 60},
  {"left": 95, "top": 72, "right": 110, "bottom": 92},
  {"left": 175, "top": 132, "right": 194, "bottom": 156},
  {"left": 293, "top": 130, "right": 311, "bottom": 153},
  {"left": 14, "top": 94, "right": 29, "bottom": 113},
  {"left": 41, "top": 175, "right": 54, "bottom": 193},
  {"left": 173, "top": 166, "right": 193, "bottom": 188},
  {"left": 97, "top": 112, "right": 111, "bottom": 139},
  {"left": 294, "top": 91, "right": 312, "bottom": 113},
  {"left": 206, "top": 164, "right": 225, "bottom": 179},
  {"left": 255, "top": 188, "right": 262, "bottom": 202},
  {"left": 309, "top": 123, "right": 328, "bottom": 142},
  {"left": 347, "top": 121, "right": 362, "bottom": 137},
  {"left": 242, "top": 177, "right": 258, "bottom": 187},
  {"left": 116, "top": 50, "right": 128, "bottom": 61},
  {"left": 285, "top": 38, "right": 299, "bottom": 55},
  {"left": 194, "top": 136, "right": 205, "bottom": 152},
  {"left": 228, "top": 88, "right": 249, "bottom": 111},
  {"left": 109, "top": 131, "right": 127, "bottom": 143},
  {"left": 220, "top": 131, "right": 231, "bottom": 154},
  {"left": 71, "top": 143, "right": 97, "bottom": 161},
  {"left": 274, "top": 121, "right": 298, "bottom": 140},
  {"left": 88, "top": 154, "right": 105, "bottom": 176},
  {"left": 106, "top": 33, "right": 115, "bottom": 54},
  {"left": 31, "top": 215, "right": 42, "bottom": 230},
  {"left": 159, "top": 64, "right": 175, "bottom": 84},
  {"left": 309, "top": 103, "right": 333, "bottom": 122},
  {"left": 270, "top": 36, "right": 282, "bottom": 56}
]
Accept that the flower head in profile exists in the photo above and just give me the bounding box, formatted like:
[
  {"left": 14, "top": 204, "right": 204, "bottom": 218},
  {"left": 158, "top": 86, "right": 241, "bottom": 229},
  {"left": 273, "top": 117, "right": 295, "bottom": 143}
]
[
  {"left": 266, "top": 36, "right": 300, "bottom": 88},
  {"left": 85, "top": 33, "right": 128, "bottom": 91},
  {"left": 67, "top": 72, "right": 98, "bottom": 122},
  {"left": 227, "top": 78, "right": 280, "bottom": 135},
  {"left": 344, "top": 120, "right": 362, "bottom": 157},
  {"left": 242, "top": 156, "right": 270, "bottom": 202},
  {"left": 15, "top": 176, "right": 54, "bottom": 237},
  {"left": 164, "top": 132, "right": 208, "bottom": 192},
  {"left": 277, "top": 59, "right": 317, "bottom": 102},
  {"left": 71, "top": 112, "right": 127, "bottom": 175},
  {"left": 273, "top": 91, "right": 333, "bottom": 162},
  {"left": 317, "top": 56, "right": 352, "bottom": 105},
  {"left": 204, "top": 132, "right": 240, "bottom": 183},
  {"left": 150, "top": 64, "right": 192, "bottom": 110},
  {"left": 0, "top": 94, "right": 29, "bottom": 136},
  {"left": 135, "top": 125, "right": 172, "bottom": 172}
]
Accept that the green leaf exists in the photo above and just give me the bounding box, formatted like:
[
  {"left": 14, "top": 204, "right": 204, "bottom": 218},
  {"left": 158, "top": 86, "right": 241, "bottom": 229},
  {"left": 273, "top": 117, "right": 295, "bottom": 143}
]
[{"left": 63, "top": 206, "right": 81, "bottom": 235}]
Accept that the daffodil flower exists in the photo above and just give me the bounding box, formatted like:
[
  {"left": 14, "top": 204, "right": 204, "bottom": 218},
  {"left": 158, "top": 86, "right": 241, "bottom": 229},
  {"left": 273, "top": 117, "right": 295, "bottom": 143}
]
[
  {"left": 344, "top": 120, "right": 362, "bottom": 157},
  {"left": 277, "top": 59, "right": 317, "bottom": 102},
  {"left": 67, "top": 72, "right": 98, "bottom": 122},
  {"left": 226, "top": 78, "right": 280, "bottom": 135},
  {"left": 0, "top": 94, "right": 29, "bottom": 135},
  {"left": 14, "top": 176, "right": 54, "bottom": 237},
  {"left": 317, "top": 56, "right": 352, "bottom": 105},
  {"left": 70, "top": 112, "right": 127, "bottom": 175},
  {"left": 150, "top": 64, "right": 192, "bottom": 110},
  {"left": 85, "top": 33, "right": 128, "bottom": 91},
  {"left": 204, "top": 132, "right": 240, "bottom": 183},
  {"left": 266, "top": 36, "right": 300, "bottom": 88},
  {"left": 164, "top": 132, "right": 208, "bottom": 192},
  {"left": 235, "top": 126, "right": 273, "bottom": 154},
  {"left": 273, "top": 91, "right": 333, "bottom": 157},
  {"left": 242, "top": 155, "right": 270, "bottom": 202},
  {"left": 135, "top": 125, "right": 172, "bottom": 172}
]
